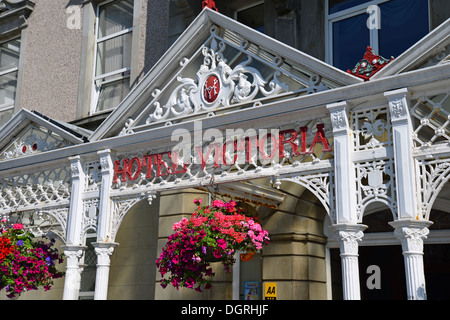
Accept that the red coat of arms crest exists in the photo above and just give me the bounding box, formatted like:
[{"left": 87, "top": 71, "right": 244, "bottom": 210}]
[{"left": 203, "top": 75, "right": 220, "bottom": 103}]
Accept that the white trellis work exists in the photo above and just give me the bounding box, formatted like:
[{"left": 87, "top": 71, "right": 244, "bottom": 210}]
[{"left": 0, "top": 9, "right": 450, "bottom": 300}]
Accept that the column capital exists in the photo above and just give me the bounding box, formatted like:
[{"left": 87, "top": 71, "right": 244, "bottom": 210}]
[
  {"left": 327, "top": 101, "right": 351, "bottom": 135},
  {"left": 97, "top": 149, "right": 114, "bottom": 173},
  {"left": 384, "top": 88, "right": 412, "bottom": 123},
  {"left": 92, "top": 242, "right": 119, "bottom": 266},
  {"left": 330, "top": 224, "right": 367, "bottom": 255},
  {"left": 62, "top": 245, "right": 87, "bottom": 265},
  {"left": 389, "top": 220, "right": 433, "bottom": 254}
]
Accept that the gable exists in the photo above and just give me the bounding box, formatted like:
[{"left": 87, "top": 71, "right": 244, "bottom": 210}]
[
  {"left": 372, "top": 17, "right": 450, "bottom": 79},
  {"left": 0, "top": 109, "right": 89, "bottom": 162},
  {"left": 90, "top": 8, "right": 362, "bottom": 141}
]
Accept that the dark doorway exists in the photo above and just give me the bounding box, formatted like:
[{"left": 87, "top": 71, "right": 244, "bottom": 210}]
[
  {"left": 330, "top": 245, "right": 407, "bottom": 300},
  {"left": 358, "top": 245, "right": 406, "bottom": 300},
  {"left": 424, "top": 243, "right": 450, "bottom": 300},
  {"left": 331, "top": 243, "right": 450, "bottom": 300}
]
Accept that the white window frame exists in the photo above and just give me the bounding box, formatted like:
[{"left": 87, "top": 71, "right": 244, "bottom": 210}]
[
  {"left": 0, "top": 38, "right": 21, "bottom": 124},
  {"left": 325, "top": 0, "right": 431, "bottom": 67},
  {"left": 90, "top": 0, "right": 133, "bottom": 115}
]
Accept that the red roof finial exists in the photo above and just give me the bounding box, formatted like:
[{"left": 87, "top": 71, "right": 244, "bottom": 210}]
[
  {"left": 202, "top": 0, "right": 218, "bottom": 12},
  {"left": 347, "top": 46, "right": 394, "bottom": 81}
]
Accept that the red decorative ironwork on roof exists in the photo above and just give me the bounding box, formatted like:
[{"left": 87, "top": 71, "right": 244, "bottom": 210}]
[
  {"left": 202, "top": 0, "right": 218, "bottom": 11},
  {"left": 347, "top": 46, "right": 394, "bottom": 81}
]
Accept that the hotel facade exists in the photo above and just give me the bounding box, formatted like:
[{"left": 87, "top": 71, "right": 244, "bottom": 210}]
[{"left": 1, "top": 0, "right": 450, "bottom": 300}]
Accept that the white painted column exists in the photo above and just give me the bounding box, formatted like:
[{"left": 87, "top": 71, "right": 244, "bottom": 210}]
[
  {"left": 97, "top": 149, "right": 114, "bottom": 242},
  {"left": 385, "top": 88, "right": 418, "bottom": 220},
  {"left": 92, "top": 242, "right": 118, "bottom": 300},
  {"left": 385, "top": 88, "right": 433, "bottom": 299},
  {"left": 62, "top": 246, "right": 86, "bottom": 300},
  {"left": 327, "top": 101, "right": 358, "bottom": 224},
  {"left": 327, "top": 102, "right": 367, "bottom": 300},
  {"left": 332, "top": 224, "right": 367, "bottom": 300},
  {"left": 63, "top": 156, "right": 87, "bottom": 300},
  {"left": 93, "top": 149, "right": 117, "bottom": 300},
  {"left": 389, "top": 220, "right": 432, "bottom": 300}
]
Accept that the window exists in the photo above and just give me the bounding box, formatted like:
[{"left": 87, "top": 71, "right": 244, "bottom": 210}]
[
  {"left": 92, "top": 0, "right": 134, "bottom": 114},
  {"left": 0, "top": 38, "right": 20, "bottom": 128},
  {"left": 326, "top": 0, "right": 430, "bottom": 71},
  {"left": 78, "top": 232, "right": 97, "bottom": 300},
  {"left": 234, "top": 1, "right": 264, "bottom": 33}
]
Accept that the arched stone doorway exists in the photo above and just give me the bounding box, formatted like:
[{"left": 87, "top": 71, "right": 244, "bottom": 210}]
[
  {"left": 79, "top": 198, "right": 160, "bottom": 300},
  {"left": 142, "top": 177, "right": 330, "bottom": 300}
]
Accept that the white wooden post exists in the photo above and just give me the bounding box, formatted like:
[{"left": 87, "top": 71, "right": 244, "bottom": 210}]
[
  {"left": 63, "top": 156, "right": 87, "bottom": 300},
  {"left": 327, "top": 101, "right": 358, "bottom": 224},
  {"left": 385, "top": 88, "right": 418, "bottom": 220},
  {"left": 389, "top": 220, "right": 432, "bottom": 300},
  {"left": 332, "top": 224, "right": 367, "bottom": 300},
  {"left": 92, "top": 242, "right": 118, "bottom": 300},
  {"left": 385, "top": 88, "right": 432, "bottom": 300},
  {"left": 327, "top": 101, "right": 367, "bottom": 300},
  {"left": 93, "top": 149, "right": 118, "bottom": 300}
]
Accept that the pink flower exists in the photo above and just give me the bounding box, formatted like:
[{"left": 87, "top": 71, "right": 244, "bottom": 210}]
[
  {"left": 212, "top": 200, "right": 225, "bottom": 208},
  {"left": 12, "top": 223, "right": 23, "bottom": 230},
  {"left": 217, "top": 239, "right": 227, "bottom": 250}
]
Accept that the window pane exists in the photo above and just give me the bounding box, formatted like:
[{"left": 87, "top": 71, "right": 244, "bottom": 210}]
[
  {"left": 0, "top": 108, "right": 14, "bottom": 128},
  {"left": 378, "top": 0, "right": 429, "bottom": 58},
  {"left": 329, "top": 0, "right": 372, "bottom": 14},
  {"left": 98, "top": 0, "right": 134, "bottom": 38},
  {"left": 79, "top": 237, "right": 97, "bottom": 293},
  {"left": 0, "top": 39, "right": 20, "bottom": 73},
  {"left": 96, "top": 33, "right": 132, "bottom": 76},
  {"left": 237, "top": 3, "right": 265, "bottom": 33},
  {"left": 96, "top": 77, "right": 130, "bottom": 112},
  {"left": 0, "top": 71, "right": 18, "bottom": 106},
  {"left": 333, "top": 13, "right": 370, "bottom": 71}
]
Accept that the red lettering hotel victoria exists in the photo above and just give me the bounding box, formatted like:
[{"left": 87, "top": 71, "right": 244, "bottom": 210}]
[{"left": 113, "top": 124, "right": 331, "bottom": 183}]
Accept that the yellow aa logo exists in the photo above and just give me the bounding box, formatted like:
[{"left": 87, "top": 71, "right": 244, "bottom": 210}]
[{"left": 264, "top": 282, "right": 277, "bottom": 300}]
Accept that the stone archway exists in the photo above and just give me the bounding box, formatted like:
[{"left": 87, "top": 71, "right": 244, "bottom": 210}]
[
  {"left": 106, "top": 198, "right": 160, "bottom": 300},
  {"left": 261, "top": 179, "right": 328, "bottom": 300}
]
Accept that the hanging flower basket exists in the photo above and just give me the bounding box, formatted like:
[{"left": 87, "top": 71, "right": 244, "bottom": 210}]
[
  {"left": 0, "top": 220, "right": 64, "bottom": 299},
  {"left": 156, "top": 198, "right": 270, "bottom": 292}
]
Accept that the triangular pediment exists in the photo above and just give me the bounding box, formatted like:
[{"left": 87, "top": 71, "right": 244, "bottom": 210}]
[
  {"left": 372, "top": 18, "right": 450, "bottom": 80},
  {"left": 90, "top": 8, "right": 362, "bottom": 141},
  {"left": 0, "top": 109, "right": 90, "bottom": 162}
]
